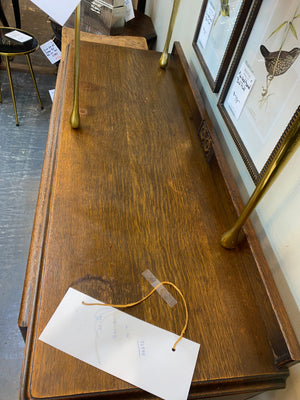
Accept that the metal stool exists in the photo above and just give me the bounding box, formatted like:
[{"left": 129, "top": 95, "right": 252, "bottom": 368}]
[{"left": 0, "top": 27, "right": 43, "bottom": 125}]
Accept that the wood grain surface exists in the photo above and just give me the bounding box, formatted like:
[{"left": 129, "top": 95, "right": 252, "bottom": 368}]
[
  {"left": 19, "top": 41, "right": 296, "bottom": 400},
  {"left": 18, "top": 30, "right": 148, "bottom": 335},
  {"left": 61, "top": 27, "right": 148, "bottom": 61}
]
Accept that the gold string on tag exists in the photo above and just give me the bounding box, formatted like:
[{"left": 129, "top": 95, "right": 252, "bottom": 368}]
[{"left": 82, "top": 281, "right": 188, "bottom": 351}]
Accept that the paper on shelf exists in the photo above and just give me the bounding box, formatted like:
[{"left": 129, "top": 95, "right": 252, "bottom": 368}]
[
  {"left": 5, "top": 30, "right": 32, "bottom": 43},
  {"left": 39, "top": 288, "right": 200, "bottom": 400}
]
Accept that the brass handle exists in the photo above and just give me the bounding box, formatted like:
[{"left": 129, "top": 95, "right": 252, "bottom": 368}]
[
  {"left": 159, "top": 0, "right": 181, "bottom": 69},
  {"left": 221, "top": 109, "right": 300, "bottom": 249},
  {"left": 70, "top": 3, "right": 81, "bottom": 129}
]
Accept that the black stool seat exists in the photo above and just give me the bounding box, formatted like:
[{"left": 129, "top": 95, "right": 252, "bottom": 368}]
[{"left": 0, "top": 27, "right": 37, "bottom": 55}]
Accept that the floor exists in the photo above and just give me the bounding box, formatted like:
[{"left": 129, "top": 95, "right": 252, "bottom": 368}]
[
  {"left": 0, "top": 61, "right": 56, "bottom": 400},
  {"left": 1, "top": 2, "right": 57, "bottom": 398}
]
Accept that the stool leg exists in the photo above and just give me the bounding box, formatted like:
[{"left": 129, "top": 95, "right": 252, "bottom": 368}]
[
  {"left": 12, "top": 0, "right": 21, "bottom": 29},
  {"left": 26, "top": 54, "right": 43, "bottom": 109},
  {"left": 0, "top": 3, "right": 9, "bottom": 26},
  {"left": 5, "top": 56, "right": 19, "bottom": 126}
]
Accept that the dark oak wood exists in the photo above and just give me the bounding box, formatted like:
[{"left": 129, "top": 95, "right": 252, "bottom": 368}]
[
  {"left": 19, "top": 39, "right": 299, "bottom": 400},
  {"left": 51, "top": 10, "right": 156, "bottom": 51},
  {"left": 123, "top": 10, "right": 157, "bottom": 49},
  {"left": 61, "top": 27, "right": 148, "bottom": 57}
]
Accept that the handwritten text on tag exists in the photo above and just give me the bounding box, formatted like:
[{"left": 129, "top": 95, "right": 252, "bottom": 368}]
[
  {"left": 40, "top": 40, "right": 61, "bottom": 64},
  {"left": 198, "top": 2, "right": 216, "bottom": 49},
  {"left": 228, "top": 62, "right": 256, "bottom": 119}
]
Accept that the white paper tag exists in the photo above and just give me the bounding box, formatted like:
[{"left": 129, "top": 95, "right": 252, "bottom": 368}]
[
  {"left": 39, "top": 288, "right": 200, "bottom": 400},
  {"left": 198, "top": 2, "right": 215, "bottom": 49},
  {"left": 124, "top": 0, "right": 135, "bottom": 22},
  {"left": 227, "top": 62, "right": 256, "bottom": 119},
  {"left": 5, "top": 30, "right": 32, "bottom": 43},
  {"left": 30, "top": 0, "right": 80, "bottom": 26},
  {"left": 40, "top": 40, "right": 61, "bottom": 64}
]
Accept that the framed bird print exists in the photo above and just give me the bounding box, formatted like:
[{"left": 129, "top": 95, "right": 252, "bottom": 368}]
[
  {"left": 192, "top": 0, "right": 254, "bottom": 92},
  {"left": 218, "top": 0, "right": 300, "bottom": 183}
]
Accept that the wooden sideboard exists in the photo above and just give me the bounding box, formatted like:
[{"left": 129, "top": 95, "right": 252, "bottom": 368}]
[{"left": 18, "top": 33, "right": 300, "bottom": 400}]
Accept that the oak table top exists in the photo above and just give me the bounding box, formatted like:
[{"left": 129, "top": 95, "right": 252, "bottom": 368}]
[{"left": 18, "top": 36, "right": 299, "bottom": 400}]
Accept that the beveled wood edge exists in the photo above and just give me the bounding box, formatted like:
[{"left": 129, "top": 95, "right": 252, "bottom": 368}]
[
  {"left": 19, "top": 373, "right": 289, "bottom": 400},
  {"left": 170, "top": 43, "right": 205, "bottom": 129},
  {"left": 189, "top": 371, "right": 288, "bottom": 399},
  {"left": 18, "top": 47, "right": 69, "bottom": 336},
  {"left": 171, "top": 42, "right": 300, "bottom": 366},
  {"left": 19, "top": 45, "right": 70, "bottom": 400}
]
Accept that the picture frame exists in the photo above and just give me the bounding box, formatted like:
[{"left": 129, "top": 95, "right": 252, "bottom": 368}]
[
  {"left": 218, "top": 0, "right": 300, "bottom": 184},
  {"left": 192, "top": 0, "right": 254, "bottom": 93}
]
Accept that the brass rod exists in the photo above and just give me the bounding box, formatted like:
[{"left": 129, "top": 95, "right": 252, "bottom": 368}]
[
  {"left": 159, "top": 0, "right": 181, "bottom": 69},
  {"left": 221, "top": 110, "right": 300, "bottom": 249},
  {"left": 70, "top": 3, "right": 81, "bottom": 129}
]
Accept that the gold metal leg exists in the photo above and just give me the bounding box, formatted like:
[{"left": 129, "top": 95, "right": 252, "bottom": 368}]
[
  {"left": 159, "top": 0, "right": 181, "bottom": 69},
  {"left": 5, "top": 55, "right": 19, "bottom": 126},
  {"left": 26, "top": 54, "right": 43, "bottom": 109},
  {"left": 221, "top": 110, "right": 300, "bottom": 249},
  {"left": 70, "top": 3, "right": 81, "bottom": 129}
]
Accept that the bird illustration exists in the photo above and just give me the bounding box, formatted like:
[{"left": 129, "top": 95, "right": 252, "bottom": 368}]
[
  {"left": 260, "top": 45, "right": 300, "bottom": 98},
  {"left": 221, "top": 0, "right": 230, "bottom": 17},
  {"left": 260, "top": 45, "right": 300, "bottom": 77}
]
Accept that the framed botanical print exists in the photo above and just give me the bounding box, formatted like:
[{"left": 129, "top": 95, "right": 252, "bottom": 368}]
[
  {"left": 218, "top": 0, "right": 300, "bottom": 183},
  {"left": 193, "top": 0, "right": 255, "bottom": 92}
]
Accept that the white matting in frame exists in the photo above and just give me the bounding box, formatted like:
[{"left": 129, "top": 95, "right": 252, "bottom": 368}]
[
  {"left": 222, "top": 0, "right": 300, "bottom": 174},
  {"left": 193, "top": 0, "right": 248, "bottom": 92}
]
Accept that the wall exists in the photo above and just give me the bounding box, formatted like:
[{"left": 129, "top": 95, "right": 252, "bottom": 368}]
[{"left": 145, "top": 0, "right": 300, "bottom": 399}]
